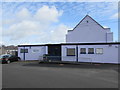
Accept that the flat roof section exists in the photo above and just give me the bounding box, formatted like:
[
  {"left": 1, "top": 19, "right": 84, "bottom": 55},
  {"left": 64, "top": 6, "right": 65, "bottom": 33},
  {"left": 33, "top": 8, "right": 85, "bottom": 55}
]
[{"left": 18, "top": 42, "right": 120, "bottom": 47}]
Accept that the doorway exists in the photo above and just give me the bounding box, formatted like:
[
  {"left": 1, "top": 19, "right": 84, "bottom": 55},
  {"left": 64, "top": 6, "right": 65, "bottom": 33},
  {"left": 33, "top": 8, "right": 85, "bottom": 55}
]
[{"left": 48, "top": 45, "right": 61, "bottom": 61}]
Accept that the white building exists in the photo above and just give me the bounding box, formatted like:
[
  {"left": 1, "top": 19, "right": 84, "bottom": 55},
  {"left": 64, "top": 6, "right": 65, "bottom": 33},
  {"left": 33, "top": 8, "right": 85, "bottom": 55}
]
[
  {"left": 66, "top": 15, "right": 113, "bottom": 43},
  {"left": 18, "top": 15, "right": 120, "bottom": 64}
]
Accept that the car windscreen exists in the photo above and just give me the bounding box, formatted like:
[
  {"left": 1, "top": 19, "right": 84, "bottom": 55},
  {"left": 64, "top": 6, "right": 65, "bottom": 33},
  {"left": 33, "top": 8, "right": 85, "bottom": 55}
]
[{"left": 0, "top": 55, "right": 12, "bottom": 58}]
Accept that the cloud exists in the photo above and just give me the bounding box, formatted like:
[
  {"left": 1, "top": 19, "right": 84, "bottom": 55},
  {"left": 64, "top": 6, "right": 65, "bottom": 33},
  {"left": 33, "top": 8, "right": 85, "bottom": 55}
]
[
  {"left": 16, "top": 8, "right": 31, "bottom": 20},
  {"left": 34, "top": 5, "right": 63, "bottom": 23},
  {"left": 3, "top": 5, "right": 69, "bottom": 44},
  {"left": 49, "top": 24, "right": 69, "bottom": 42},
  {"left": 3, "top": 5, "right": 63, "bottom": 25},
  {"left": 110, "top": 13, "right": 120, "bottom": 19},
  {"left": 3, "top": 20, "right": 41, "bottom": 40},
  {"left": 0, "top": 20, "right": 2, "bottom": 44},
  {"left": 33, "top": 24, "right": 69, "bottom": 43},
  {"left": 0, "top": 41, "right": 4, "bottom": 45}
]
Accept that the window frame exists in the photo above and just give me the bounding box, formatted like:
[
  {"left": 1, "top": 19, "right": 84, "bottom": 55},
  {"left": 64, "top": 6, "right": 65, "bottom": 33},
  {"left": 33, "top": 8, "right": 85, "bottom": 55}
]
[
  {"left": 66, "top": 48, "right": 75, "bottom": 56},
  {"left": 20, "top": 49, "right": 28, "bottom": 53},
  {"left": 88, "top": 48, "right": 94, "bottom": 54},
  {"left": 20, "top": 49, "right": 24, "bottom": 53},
  {"left": 96, "top": 48, "right": 103, "bottom": 54},
  {"left": 80, "top": 48, "right": 86, "bottom": 54}
]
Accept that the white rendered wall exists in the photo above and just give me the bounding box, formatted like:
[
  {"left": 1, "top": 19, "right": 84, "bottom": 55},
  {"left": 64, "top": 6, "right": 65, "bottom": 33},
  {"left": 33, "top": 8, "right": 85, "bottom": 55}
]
[
  {"left": 107, "top": 32, "right": 113, "bottom": 42},
  {"left": 62, "top": 45, "right": 76, "bottom": 62},
  {"left": 62, "top": 44, "right": 119, "bottom": 64},
  {"left": 18, "top": 46, "right": 48, "bottom": 61},
  {"left": 18, "top": 47, "right": 24, "bottom": 60},
  {"left": 66, "top": 16, "right": 113, "bottom": 43}
]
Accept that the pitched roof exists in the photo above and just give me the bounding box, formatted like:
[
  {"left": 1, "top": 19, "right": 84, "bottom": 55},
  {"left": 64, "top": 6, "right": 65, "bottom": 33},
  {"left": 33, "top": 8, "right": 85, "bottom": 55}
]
[{"left": 68, "top": 15, "right": 107, "bottom": 32}]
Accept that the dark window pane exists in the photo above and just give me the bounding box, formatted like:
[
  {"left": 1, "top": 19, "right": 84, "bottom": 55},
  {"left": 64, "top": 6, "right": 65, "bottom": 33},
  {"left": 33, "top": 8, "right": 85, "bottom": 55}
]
[
  {"left": 20, "top": 49, "right": 24, "bottom": 53},
  {"left": 67, "top": 48, "right": 75, "bottom": 56},
  {"left": 25, "top": 49, "right": 28, "bottom": 53},
  {"left": 88, "top": 48, "right": 94, "bottom": 54},
  {"left": 20, "top": 49, "right": 28, "bottom": 53},
  {"left": 80, "top": 48, "right": 86, "bottom": 54}
]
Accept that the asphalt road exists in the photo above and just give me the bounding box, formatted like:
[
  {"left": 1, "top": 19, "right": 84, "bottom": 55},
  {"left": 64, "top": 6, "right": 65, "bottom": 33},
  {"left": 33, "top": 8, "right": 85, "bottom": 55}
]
[{"left": 2, "top": 61, "right": 119, "bottom": 88}]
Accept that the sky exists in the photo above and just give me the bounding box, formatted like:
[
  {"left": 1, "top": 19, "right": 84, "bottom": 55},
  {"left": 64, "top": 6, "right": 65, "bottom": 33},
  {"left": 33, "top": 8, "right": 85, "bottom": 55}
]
[{"left": 0, "top": 1, "right": 119, "bottom": 45}]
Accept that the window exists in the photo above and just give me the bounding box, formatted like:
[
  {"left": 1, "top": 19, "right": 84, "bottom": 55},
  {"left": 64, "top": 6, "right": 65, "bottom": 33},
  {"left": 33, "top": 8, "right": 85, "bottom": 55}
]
[
  {"left": 24, "top": 49, "right": 28, "bottom": 53},
  {"left": 96, "top": 48, "right": 103, "bottom": 54},
  {"left": 20, "top": 49, "right": 24, "bottom": 53},
  {"left": 80, "top": 48, "right": 86, "bottom": 54},
  {"left": 88, "top": 48, "right": 94, "bottom": 54},
  {"left": 67, "top": 48, "right": 75, "bottom": 56},
  {"left": 32, "top": 49, "right": 39, "bottom": 53},
  {"left": 20, "top": 49, "right": 28, "bottom": 53}
]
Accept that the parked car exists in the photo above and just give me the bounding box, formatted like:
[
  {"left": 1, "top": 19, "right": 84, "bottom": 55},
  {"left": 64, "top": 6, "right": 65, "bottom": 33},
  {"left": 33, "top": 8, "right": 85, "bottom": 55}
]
[{"left": 0, "top": 54, "right": 21, "bottom": 64}]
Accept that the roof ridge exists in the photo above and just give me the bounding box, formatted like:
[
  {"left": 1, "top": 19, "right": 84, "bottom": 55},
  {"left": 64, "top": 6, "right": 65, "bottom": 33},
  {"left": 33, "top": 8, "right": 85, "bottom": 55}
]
[{"left": 72, "top": 15, "right": 106, "bottom": 31}]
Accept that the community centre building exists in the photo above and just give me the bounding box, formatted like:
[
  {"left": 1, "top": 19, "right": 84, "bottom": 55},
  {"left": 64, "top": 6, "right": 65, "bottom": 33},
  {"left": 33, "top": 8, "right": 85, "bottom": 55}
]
[{"left": 18, "top": 15, "right": 120, "bottom": 64}]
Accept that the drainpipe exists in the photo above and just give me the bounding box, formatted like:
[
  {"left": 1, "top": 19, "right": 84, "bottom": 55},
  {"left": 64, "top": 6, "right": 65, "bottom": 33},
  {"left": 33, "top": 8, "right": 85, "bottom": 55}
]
[
  {"left": 23, "top": 46, "right": 25, "bottom": 61},
  {"left": 76, "top": 45, "right": 78, "bottom": 62}
]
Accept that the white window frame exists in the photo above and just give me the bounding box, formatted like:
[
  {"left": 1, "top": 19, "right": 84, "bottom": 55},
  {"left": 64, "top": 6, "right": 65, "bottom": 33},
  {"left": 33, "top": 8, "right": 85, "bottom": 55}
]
[{"left": 96, "top": 48, "right": 103, "bottom": 54}]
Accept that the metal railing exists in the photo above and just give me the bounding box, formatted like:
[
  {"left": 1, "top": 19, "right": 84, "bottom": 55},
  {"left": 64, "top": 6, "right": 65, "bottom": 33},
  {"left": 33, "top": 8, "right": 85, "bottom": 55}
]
[{"left": 38, "top": 55, "right": 93, "bottom": 63}]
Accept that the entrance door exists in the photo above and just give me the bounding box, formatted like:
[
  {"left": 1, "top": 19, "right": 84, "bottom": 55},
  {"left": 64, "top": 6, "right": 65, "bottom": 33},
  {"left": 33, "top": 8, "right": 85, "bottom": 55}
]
[{"left": 48, "top": 45, "right": 61, "bottom": 61}]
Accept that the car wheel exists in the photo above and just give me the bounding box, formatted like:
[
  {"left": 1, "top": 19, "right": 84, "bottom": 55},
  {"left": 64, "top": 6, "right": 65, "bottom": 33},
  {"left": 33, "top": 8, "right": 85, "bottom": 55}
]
[{"left": 7, "top": 60, "right": 10, "bottom": 64}]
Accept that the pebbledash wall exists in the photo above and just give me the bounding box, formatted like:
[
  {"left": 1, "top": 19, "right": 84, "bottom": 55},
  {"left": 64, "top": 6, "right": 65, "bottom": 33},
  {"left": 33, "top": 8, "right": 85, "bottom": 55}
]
[{"left": 18, "top": 15, "right": 120, "bottom": 64}]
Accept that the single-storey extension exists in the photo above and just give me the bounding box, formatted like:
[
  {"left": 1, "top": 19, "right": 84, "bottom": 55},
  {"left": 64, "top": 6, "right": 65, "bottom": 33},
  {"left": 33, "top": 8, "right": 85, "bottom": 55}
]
[{"left": 18, "top": 42, "right": 119, "bottom": 64}]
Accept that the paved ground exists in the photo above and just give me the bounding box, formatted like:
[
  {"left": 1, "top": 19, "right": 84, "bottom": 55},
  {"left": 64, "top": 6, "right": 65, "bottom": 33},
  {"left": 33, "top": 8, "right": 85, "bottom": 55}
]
[{"left": 2, "top": 61, "right": 119, "bottom": 88}]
